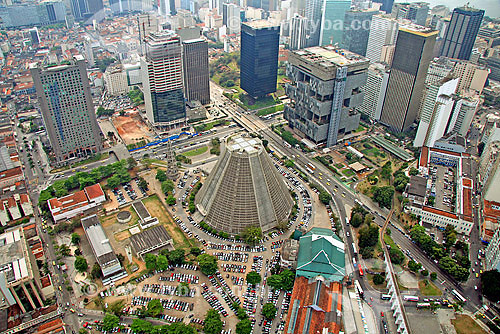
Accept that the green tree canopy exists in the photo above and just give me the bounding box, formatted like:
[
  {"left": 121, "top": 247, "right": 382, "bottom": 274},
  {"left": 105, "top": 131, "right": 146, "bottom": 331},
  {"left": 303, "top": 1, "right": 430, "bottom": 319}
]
[
  {"left": 156, "top": 255, "right": 169, "bottom": 271},
  {"left": 74, "top": 256, "right": 88, "bottom": 273},
  {"left": 204, "top": 309, "right": 223, "bottom": 334},
  {"left": 168, "top": 249, "right": 185, "bottom": 266},
  {"left": 71, "top": 232, "right": 80, "bottom": 245},
  {"left": 197, "top": 254, "right": 218, "bottom": 275},
  {"left": 351, "top": 212, "right": 363, "bottom": 228},
  {"left": 144, "top": 253, "right": 157, "bottom": 271},
  {"left": 262, "top": 303, "right": 277, "bottom": 320},
  {"left": 236, "top": 318, "right": 252, "bottom": 334},
  {"left": 481, "top": 270, "right": 500, "bottom": 303},
  {"left": 372, "top": 186, "right": 394, "bottom": 209},
  {"left": 267, "top": 274, "right": 282, "bottom": 290},
  {"left": 166, "top": 195, "right": 176, "bottom": 206},
  {"left": 102, "top": 313, "right": 119, "bottom": 331},
  {"left": 246, "top": 271, "right": 262, "bottom": 285},
  {"left": 156, "top": 169, "right": 167, "bottom": 182},
  {"left": 147, "top": 299, "right": 163, "bottom": 317},
  {"left": 241, "top": 226, "right": 262, "bottom": 245},
  {"left": 373, "top": 274, "right": 385, "bottom": 285}
]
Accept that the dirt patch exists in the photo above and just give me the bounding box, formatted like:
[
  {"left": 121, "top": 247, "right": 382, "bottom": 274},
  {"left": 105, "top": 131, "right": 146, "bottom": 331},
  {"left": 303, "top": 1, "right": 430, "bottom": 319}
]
[
  {"left": 452, "top": 314, "right": 487, "bottom": 334},
  {"left": 113, "top": 112, "right": 153, "bottom": 145},
  {"left": 142, "top": 195, "right": 195, "bottom": 249},
  {"left": 115, "top": 230, "right": 131, "bottom": 241}
]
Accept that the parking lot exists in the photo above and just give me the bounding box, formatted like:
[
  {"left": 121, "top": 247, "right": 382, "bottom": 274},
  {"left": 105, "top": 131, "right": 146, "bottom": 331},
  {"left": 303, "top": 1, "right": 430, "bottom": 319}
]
[
  {"left": 429, "top": 164, "right": 456, "bottom": 212},
  {"left": 108, "top": 179, "right": 146, "bottom": 207}
]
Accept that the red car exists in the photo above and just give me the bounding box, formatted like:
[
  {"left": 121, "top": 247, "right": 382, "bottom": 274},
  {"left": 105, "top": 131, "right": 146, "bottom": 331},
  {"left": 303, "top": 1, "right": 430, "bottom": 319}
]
[{"left": 83, "top": 322, "right": 89, "bottom": 328}]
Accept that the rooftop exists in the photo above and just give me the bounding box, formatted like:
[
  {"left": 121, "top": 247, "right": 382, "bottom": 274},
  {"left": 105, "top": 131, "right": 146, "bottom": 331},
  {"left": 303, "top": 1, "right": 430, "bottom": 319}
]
[
  {"left": 407, "top": 176, "right": 427, "bottom": 198},
  {"left": 243, "top": 20, "right": 279, "bottom": 29},
  {"left": 294, "top": 46, "right": 369, "bottom": 67},
  {"left": 130, "top": 225, "right": 172, "bottom": 256},
  {"left": 0, "top": 227, "right": 29, "bottom": 284},
  {"left": 399, "top": 24, "right": 438, "bottom": 38},
  {"left": 228, "top": 136, "right": 262, "bottom": 154},
  {"left": 81, "top": 215, "right": 118, "bottom": 267},
  {"left": 296, "top": 228, "right": 345, "bottom": 282}
]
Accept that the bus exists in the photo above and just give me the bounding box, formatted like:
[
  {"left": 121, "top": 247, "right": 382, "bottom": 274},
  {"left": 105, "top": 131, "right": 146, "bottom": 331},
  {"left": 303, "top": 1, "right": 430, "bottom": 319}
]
[
  {"left": 381, "top": 294, "right": 391, "bottom": 300},
  {"left": 306, "top": 163, "right": 316, "bottom": 171},
  {"left": 451, "top": 289, "right": 467, "bottom": 303},
  {"left": 403, "top": 295, "right": 419, "bottom": 302},
  {"left": 354, "top": 280, "right": 364, "bottom": 299},
  {"left": 359, "top": 266, "right": 364, "bottom": 276},
  {"left": 352, "top": 242, "right": 357, "bottom": 256},
  {"left": 416, "top": 303, "right": 431, "bottom": 309}
]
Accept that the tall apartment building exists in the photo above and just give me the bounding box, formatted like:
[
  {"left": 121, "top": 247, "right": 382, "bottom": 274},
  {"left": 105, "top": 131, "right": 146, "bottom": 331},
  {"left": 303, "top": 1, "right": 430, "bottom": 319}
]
[
  {"left": 222, "top": 3, "right": 240, "bottom": 35},
  {"left": 290, "top": 14, "right": 307, "bottom": 50},
  {"left": 342, "top": 9, "right": 379, "bottom": 56},
  {"left": 414, "top": 77, "right": 459, "bottom": 147},
  {"left": 365, "top": 14, "right": 399, "bottom": 63},
  {"left": 356, "top": 62, "right": 389, "bottom": 120},
  {"left": 440, "top": 6, "right": 484, "bottom": 61},
  {"left": 240, "top": 21, "right": 280, "bottom": 98},
  {"left": 104, "top": 64, "right": 129, "bottom": 96},
  {"left": 284, "top": 46, "right": 369, "bottom": 147},
  {"left": 391, "top": 2, "right": 429, "bottom": 26},
  {"left": 141, "top": 32, "right": 186, "bottom": 129},
  {"left": 182, "top": 39, "right": 210, "bottom": 105},
  {"left": 448, "top": 93, "right": 480, "bottom": 137},
  {"left": 320, "top": 0, "right": 351, "bottom": 46},
  {"left": 380, "top": 25, "right": 437, "bottom": 132},
  {"left": 31, "top": 56, "right": 102, "bottom": 165},
  {"left": 480, "top": 127, "right": 500, "bottom": 202},
  {"left": 138, "top": 14, "right": 159, "bottom": 54},
  {"left": 305, "top": 0, "right": 323, "bottom": 47}
]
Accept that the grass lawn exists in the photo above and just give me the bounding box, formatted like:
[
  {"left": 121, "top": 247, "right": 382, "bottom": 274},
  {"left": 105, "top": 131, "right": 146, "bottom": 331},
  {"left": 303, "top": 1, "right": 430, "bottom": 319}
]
[
  {"left": 71, "top": 152, "right": 109, "bottom": 168},
  {"left": 418, "top": 280, "right": 442, "bottom": 296},
  {"left": 183, "top": 146, "right": 208, "bottom": 157},
  {"left": 142, "top": 195, "right": 197, "bottom": 249},
  {"left": 342, "top": 169, "right": 355, "bottom": 177},
  {"left": 354, "top": 125, "right": 367, "bottom": 133},
  {"left": 452, "top": 315, "right": 487, "bottom": 334},
  {"left": 334, "top": 163, "right": 344, "bottom": 169},
  {"left": 239, "top": 93, "right": 278, "bottom": 110},
  {"left": 256, "top": 104, "right": 284, "bottom": 116}
]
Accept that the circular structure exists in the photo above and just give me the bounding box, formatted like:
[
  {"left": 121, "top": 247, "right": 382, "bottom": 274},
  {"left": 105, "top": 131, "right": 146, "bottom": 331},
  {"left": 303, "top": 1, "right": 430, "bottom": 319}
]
[
  {"left": 117, "top": 210, "right": 132, "bottom": 223},
  {"left": 195, "top": 135, "right": 293, "bottom": 235}
]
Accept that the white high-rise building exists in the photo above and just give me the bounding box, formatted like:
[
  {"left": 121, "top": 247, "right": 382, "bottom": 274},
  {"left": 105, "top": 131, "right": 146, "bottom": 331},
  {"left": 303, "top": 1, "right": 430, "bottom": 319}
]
[
  {"left": 365, "top": 14, "right": 399, "bottom": 63},
  {"left": 223, "top": 3, "right": 240, "bottom": 35},
  {"left": 104, "top": 64, "right": 129, "bottom": 96},
  {"left": 290, "top": 14, "right": 307, "bottom": 50},
  {"left": 447, "top": 94, "right": 480, "bottom": 137},
  {"left": 414, "top": 77, "right": 459, "bottom": 147},
  {"left": 356, "top": 62, "right": 389, "bottom": 120}
]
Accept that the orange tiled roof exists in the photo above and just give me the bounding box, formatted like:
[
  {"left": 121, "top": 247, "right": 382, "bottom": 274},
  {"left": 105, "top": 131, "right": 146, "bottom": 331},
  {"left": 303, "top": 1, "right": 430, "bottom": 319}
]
[
  {"left": 419, "top": 146, "right": 429, "bottom": 167},
  {"left": 423, "top": 206, "right": 458, "bottom": 219},
  {"left": 484, "top": 200, "right": 500, "bottom": 220}
]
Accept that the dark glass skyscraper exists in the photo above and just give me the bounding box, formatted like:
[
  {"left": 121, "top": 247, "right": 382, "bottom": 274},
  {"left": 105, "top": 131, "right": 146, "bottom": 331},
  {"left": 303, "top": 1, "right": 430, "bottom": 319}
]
[
  {"left": 380, "top": 26, "right": 437, "bottom": 132},
  {"left": 182, "top": 39, "right": 210, "bottom": 105},
  {"left": 240, "top": 21, "right": 280, "bottom": 98},
  {"left": 342, "top": 10, "right": 379, "bottom": 57},
  {"left": 440, "top": 6, "right": 484, "bottom": 60},
  {"left": 373, "top": 0, "right": 393, "bottom": 14}
]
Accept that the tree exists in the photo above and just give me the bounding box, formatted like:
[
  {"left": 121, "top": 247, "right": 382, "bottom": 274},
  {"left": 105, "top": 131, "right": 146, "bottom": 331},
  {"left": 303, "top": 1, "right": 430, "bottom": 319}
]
[
  {"left": 91, "top": 263, "right": 102, "bottom": 279},
  {"left": 156, "top": 255, "right": 169, "bottom": 271},
  {"left": 373, "top": 274, "right": 385, "bottom": 285},
  {"left": 161, "top": 180, "right": 175, "bottom": 195},
  {"left": 267, "top": 274, "right": 282, "bottom": 290},
  {"left": 166, "top": 195, "right": 176, "bottom": 206},
  {"left": 74, "top": 256, "right": 88, "bottom": 273},
  {"left": 262, "top": 303, "right": 277, "bottom": 320},
  {"left": 197, "top": 254, "right": 218, "bottom": 275},
  {"left": 144, "top": 253, "right": 157, "bottom": 271},
  {"left": 389, "top": 248, "right": 405, "bottom": 265},
  {"left": 138, "top": 177, "right": 148, "bottom": 190},
  {"left": 236, "top": 307, "right": 248, "bottom": 320},
  {"left": 236, "top": 318, "right": 252, "bottom": 334},
  {"left": 147, "top": 299, "right": 163, "bottom": 317},
  {"left": 156, "top": 169, "right": 167, "bottom": 182},
  {"left": 131, "top": 319, "right": 154, "bottom": 334},
  {"left": 167, "top": 249, "right": 185, "bottom": 265},
  {"left": 421, "top": 269, "right": 429, "bottom": 277},
  {"left": 318, "top": 191, "right": 332, "bottom": 205},
  {"left": 204, "top": 309, "right": 223, "bottom": 334},
  {"left": 108, "top": 300, "right": 125, "bottom": 316},
  {"left": 71, "top": 233, "right": 80, "bottom": 245},
  {"left": 246, "top": 271, "right": 262, "bottom": 285},
  {"left": 409, "top": 167, "right": 419, "bottom": 176},
  {"left": 481, "top": 270, "right": 500, "bottom": 303},
  {"left": 176, "top": 282, "right": 190, "bottom": 296},
  {"left": 59, "top": 244, "right": 71, "bottom": 257},
  {"left": 127, "top": 157, "right": 137, "bottom": 169},
  {"left": 360, "top": 246, "right": 374, "bottom": 259},
  {"left": 190, "top": 247, "right": 202, "bottom": 256},
  {"left": 241, "top": 226, "right": 262, "bottom": 245},
  {"left": 280, "top": 270, "right": 295, "bottom": 290},
  {"left": 351, "top": 212, "right": 363, "bottom": 228},
  {"left": 408, "top": 260, "right": 422, "bottom": 272},
  {"left": 372, "top": 186, "right": 394, "bottom": 209},
  {"left": 430, "top": 272, "right": 438, "bottom": 280},
  {"left": 102, "top": 313, "right": 119, "bottom": 331}
]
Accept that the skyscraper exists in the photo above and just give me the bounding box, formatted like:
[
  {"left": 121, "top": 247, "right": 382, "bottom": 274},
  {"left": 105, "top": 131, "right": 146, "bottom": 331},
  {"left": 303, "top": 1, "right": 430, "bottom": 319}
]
[
  {"left": 392, "top": 2, "right": 429, "bottom": 26},
  {"left": 356, "top": 62, "right": 389, "bottom": 120},
  {"left": 380, "top": 25, "right": 437, "bottom": 132},
  {"left": 365, "top": 14, "right": 399, "bottom": 63},
  {"left": 222, "top": 3, "right": 240, "bottom": 35},
  {"left": 159, "top": 0, "right": 176, "bottom": 16},
  {"left": 305, "top": 0, "right": 323, "bottom": 46},
  {"left": 141, "top": 32, "right": 185, "bottom": 129},
  {"left": 290, "top": 14, "right": 307, "bottom": 50},
  {"left": 373, "top": 0, "right": 393, "bottom": 13},
  {"left": 138, "top": 14, "right": 159, "bottom": 54},
  {"left": 284, "top": 46, "right": 369, "bottom": 147},
  {"left": 320, "top": 0, "right": 351, "bottom": 46},
  {"left": 28, "top": 27, "right": 40, "bottom": 45},
  {"left": 182, "top": 39, "right": 210, "bottom": 105},
  {"left": 342, "top": 9, "right": 379, "bottom": 56},
  {"left": 30, "top": 56, "right": 102, "bottom": 165},
  {"left": 440, "top": 6, "right": 484, "bottom": 60},
  {"left": 414, "top": 77, "right": 459, "bottom": 147},
  {"left": 240, "top": 21, "right": 280, "bottom": 98}
]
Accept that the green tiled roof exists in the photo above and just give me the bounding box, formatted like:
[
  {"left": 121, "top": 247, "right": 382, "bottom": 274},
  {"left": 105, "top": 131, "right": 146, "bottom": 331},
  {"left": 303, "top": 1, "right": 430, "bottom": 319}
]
[{"left": 296, "top": 227, "right": 345, "bottom": 282}]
